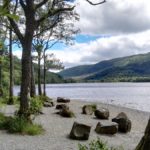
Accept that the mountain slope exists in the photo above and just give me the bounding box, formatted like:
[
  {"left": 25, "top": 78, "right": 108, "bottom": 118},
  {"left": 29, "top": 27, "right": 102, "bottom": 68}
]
[
  {"left": 2, "top": 56, "right": 65, "bottom": 87},
  {"left": 59, "top": 52, "right": 150, "bottom": 82}
]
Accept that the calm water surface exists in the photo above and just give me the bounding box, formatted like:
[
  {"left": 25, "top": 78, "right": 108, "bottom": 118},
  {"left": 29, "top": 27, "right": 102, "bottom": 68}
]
[{"left": 15, "top": 83, "right": 150, "bottom": 112}]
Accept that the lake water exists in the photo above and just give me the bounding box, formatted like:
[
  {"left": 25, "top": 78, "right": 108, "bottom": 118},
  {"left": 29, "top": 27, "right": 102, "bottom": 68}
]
[{"left": 14, "top": 83, "right": 150, "bottom": 112}]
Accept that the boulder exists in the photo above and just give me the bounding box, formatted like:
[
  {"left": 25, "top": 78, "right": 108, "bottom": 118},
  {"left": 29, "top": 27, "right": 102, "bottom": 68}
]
[
  {"left": 57, "top": 97, "right": 70, "bottom": 103},
  {"left": 82, "top": 104, "right": 97, "bottom": 115},
  {"left": 56, "top": 104, "right": 69, "bottom": 110},
  {"left": 112, "top": 112, "right": 131, "bottom": 133},
  {"left": 95, "top": 121, "right": 118, "bottom": 135},
  {"left": 69, "top": 122, "right": 91, "bottom": 140},
  {"left": 60, "top": 108, "right": 75, "bottom": 118},
  {"left": 43, "top": 101, "right": 54, "bottom": 107},
  {"left": 95, "top": 108, "right": 109, "bottom": 119}
]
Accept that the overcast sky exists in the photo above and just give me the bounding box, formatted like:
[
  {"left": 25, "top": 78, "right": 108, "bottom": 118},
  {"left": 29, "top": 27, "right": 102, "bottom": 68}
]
[{"left": 14, "top": 0, "right": 150, "bottom": 69}]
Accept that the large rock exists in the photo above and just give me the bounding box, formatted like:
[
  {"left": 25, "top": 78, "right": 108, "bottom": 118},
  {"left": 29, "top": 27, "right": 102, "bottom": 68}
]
[
  {"left": 82, "top": 105, "right": 96, "bottom": 115},
  {"left": 95, "top": 121, "right": 118, "bottom": 135},
  {"left": 70, "top": 122, "right": 91, "bottom": 140},
  {"left": 60, "top": 108, "right": 75, "bottom": 118},
  {"left": 56, "top": 104, "right": 69, "bottom": 110},
  {"left": 112, "top": 112, "right": 131, "bottom": 133},
  {"left": 57, "top": 97, "right": 70, "bottom": 103},
  {"left": 95, "top": 108, "right": 109, "bottom": 119}
]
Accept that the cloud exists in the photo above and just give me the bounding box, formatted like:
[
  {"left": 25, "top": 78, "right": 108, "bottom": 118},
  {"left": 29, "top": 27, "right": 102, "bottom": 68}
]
[
  {"left": 75, "top": 0, "right": 150, "bottom": 35},
  {"left": 50, "top": 30, "right": 150, "bottom": 68},
  {"left": 13, "top": 50, "right": 22, "bottom": 59},
  {"left": 13, "top": 0, "right": 150, "bottom": 70}
]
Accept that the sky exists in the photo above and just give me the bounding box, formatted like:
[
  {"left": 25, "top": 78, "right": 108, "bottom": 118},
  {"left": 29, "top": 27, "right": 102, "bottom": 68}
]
[{"left": 13, "top": 0, "right": 150, "bottom": 69}]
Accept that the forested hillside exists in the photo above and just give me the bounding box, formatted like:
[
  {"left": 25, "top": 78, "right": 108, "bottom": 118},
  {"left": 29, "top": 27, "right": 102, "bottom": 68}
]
[
  {"left": 59, "top": 52, "right": 150, "bottom": 82},
  {"left": 2, "top": 56, "right": 65, "bottom": 88}
]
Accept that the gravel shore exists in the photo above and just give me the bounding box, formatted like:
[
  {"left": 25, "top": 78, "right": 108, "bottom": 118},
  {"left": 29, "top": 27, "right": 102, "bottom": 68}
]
[{"left": 0, "top": 100, "right": 149, "bottom": 150}]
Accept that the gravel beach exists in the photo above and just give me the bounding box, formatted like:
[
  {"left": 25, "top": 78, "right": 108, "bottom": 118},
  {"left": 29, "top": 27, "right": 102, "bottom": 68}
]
[{"left": 0, "top": 100, "right": 149, "bottom": 150}]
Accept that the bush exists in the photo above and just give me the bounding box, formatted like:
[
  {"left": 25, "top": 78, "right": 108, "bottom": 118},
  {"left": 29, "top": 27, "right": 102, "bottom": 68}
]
[
  {"left": 7, "top": 96, "right": 20, "bottom": 105},
  {"left": 7, "top": 117, "right": 27, "bottom": 133},
  {"left": 78, "top": 138, "right": 124, "bottom": 150},
  {"left": 0, "top": 113, "right": 44, "bottom": 135},
  {"left": 0, "top": 96, "right": 20, "bottom": 105},
  {"left": 29, "top": 96, "right": 43, "bottom": 115},
  {"left": 8, "top": 117, "right": 44, "bottom": 135},
  {"left": 0, "top": 113, "right": 8, "bottom": 129},
  {"left": 39, "top": 95, "right": 53, "bottom": 103}
]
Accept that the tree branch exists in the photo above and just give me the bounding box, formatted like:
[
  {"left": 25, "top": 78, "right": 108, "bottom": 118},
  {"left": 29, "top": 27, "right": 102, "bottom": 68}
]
[
  {"left": 8, "top": 18, "right": 24, "bottom": 44},
  {"left": 35, "top": 0, "right": 49, "bottom": 10},
  {"left": 86, "top": 0, "right": 106, "bottom": 5},
  {"left": 34, "top": 21, "right": 57, "bottom": 37},
  {"left": 36, "top": 6, "right": 75, "bottom": 26},
  {"left": 20, "top": 0, "right": 26, "bottom": 11},
  {"left": 14, "top": 0, "right": 19, "bottom": 13}
]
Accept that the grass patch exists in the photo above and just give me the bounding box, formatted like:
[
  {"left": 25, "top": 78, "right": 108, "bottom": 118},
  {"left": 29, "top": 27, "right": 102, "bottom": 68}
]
[
  {"left": 0, "top": 113, "right": 9, "bottom": 129},
  {"left": 23, "top": 124, "right": 44, "bottom": 135},
  {"left": 78, "top": 138, "right": 124, "bottom": 150},
  {"left": 91, "top": 104, "right": 97, "bottom": 111},
  {"left": 0, "top": 96, "right": 20, "bottom": 105},
  {"left": 0, "top": 113, "right": 44, "bottom": 135}
]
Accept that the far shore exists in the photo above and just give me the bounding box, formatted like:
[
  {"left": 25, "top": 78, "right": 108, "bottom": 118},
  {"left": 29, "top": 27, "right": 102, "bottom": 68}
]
[{"left": 0, "top": 99, "right": 149, "bottom": 150}]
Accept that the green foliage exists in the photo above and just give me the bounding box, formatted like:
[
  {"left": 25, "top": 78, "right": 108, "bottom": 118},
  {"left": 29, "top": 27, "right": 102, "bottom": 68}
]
[
  {"left": 0, "top": 113, "right": 9, "bottom": 129},
  {"left": 29, "top": 96, "right": 43, "bottom": 115},
  {"left": 91, "top": 104, "right": 97, "bottom": 111},
  {"left": 5, "top": 13, "right": 19, "bottom": 21},
  {"left": 39, "top": 71, "right": 65, "bottom": 84},
  {"left": 7, "top": 117, "right": 44, "bottom": 135},
  {"left": 1, "top": 56, "right": 65, "bottom": 91},
  {"left": 60, "top": 109, "right": 75, "bottom": 118},
  {"left": 22, "top": 123, "right": 44, "bottom": 135},
  {"left": 0, "top": 113, "right": 44, "bottom": 135},
  {"left": 67, "top": 110, "right": 75, "bottom": 118},
  {"left": 2, "top": 56, "right": 21, "bottom": 88},
  {"left": 7, "top": 96, "right": 20, "bottom": 105},
  {"left": 0, "top": 1, "right": 19, "bottom": 20},
  {"left": 78, "top": 138, "right": 124, "bottom": 150},
  {"left": 0, "top": 96, "right": 19, "bottom": 105},
  {"left": 59, "top": 52, "right": 150, "bottom": 82},
  {"left": 39, "top": 95, "right": 53, "bottom": 102},
  {"left": 7, "top": 117, "right": 28, "bottom": 133}
]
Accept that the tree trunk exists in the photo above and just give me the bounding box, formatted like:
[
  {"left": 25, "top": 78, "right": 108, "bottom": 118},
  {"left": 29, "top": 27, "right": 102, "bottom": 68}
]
[
  {"left": 136, "top": 118, "right": 150, "bottom": 150},
  {"left": 8, "top": 28, "right": 14, "bottom": 104},
  {"left": 30, "top": 56, "right": 36, "bottom": 97},
  {"left": 38, "top": 54, "right": 42, "bottom": 95},
  {"left": 0, "top": 60, "right": 2, "bottom": 97},
  {"left": 8, "top": 2, "right": 37, "bottom": 119},
  {"left": 43, "top": 50, "right": 46, "bottom": 96},
  {"left": 19, "top": 41, "right": 32, "bottom": 118}
]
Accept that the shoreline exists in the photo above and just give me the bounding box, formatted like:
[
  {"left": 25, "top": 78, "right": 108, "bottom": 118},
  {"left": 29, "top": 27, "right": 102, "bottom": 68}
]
[
  {"left": 72, "top": 99, "right": 150, "bottom": 114},
  {"left": 0, "top": 100, "right": 149, "bottom": 150}
]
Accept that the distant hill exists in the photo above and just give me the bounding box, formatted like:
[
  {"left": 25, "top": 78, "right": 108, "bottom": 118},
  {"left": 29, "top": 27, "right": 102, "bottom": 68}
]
[
  {"left": 2, "top": 56, "right": 65, "bottom": 87},
  {"left": 59, "top": 52, "right": 150, "bottom": 82}
]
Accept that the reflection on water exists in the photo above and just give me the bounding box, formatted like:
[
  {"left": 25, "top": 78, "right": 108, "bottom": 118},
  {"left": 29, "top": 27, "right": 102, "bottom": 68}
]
[{"left": 14, "top": 83, "right": 150, "bottom": 112}]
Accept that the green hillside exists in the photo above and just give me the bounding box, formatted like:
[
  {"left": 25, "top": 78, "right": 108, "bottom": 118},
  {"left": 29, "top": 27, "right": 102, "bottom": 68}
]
[
  {"left": 2, "top": 56, "right": 65, "bottom": 88},
  {"left": 59, "top": 52, "right": 150, "bottom": 82}
]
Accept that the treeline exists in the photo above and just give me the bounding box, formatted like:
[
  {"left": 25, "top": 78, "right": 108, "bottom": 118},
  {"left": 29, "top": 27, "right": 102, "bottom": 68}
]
[
  {"left": 1, "top": 56, "right": 75, "bottom": 88},
  {"left": 84, "top": 77, "right": 150, "bottom": 83}
]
